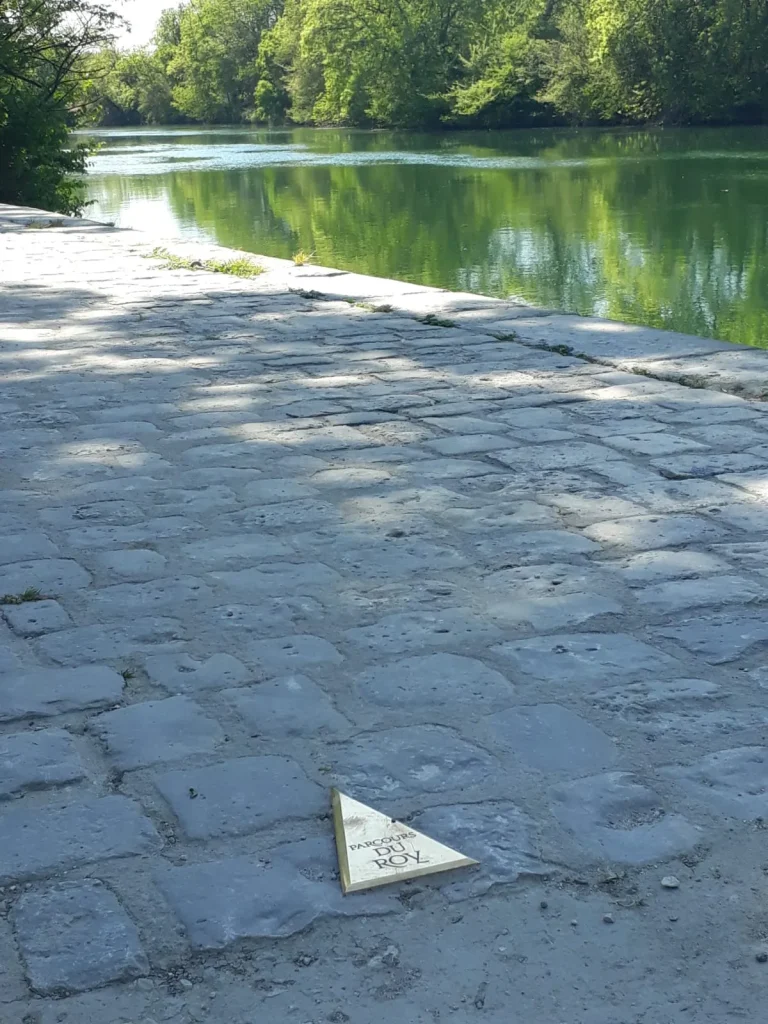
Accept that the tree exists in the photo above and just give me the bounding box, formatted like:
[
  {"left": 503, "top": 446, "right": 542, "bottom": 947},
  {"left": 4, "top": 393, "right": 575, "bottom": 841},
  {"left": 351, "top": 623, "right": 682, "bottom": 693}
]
[
  {"left": 168, "top": 0, "right": 281, "bottom": 122},
  {"left": 82, "top": 47, "right": 180, "bottom": 125},
  {"left": 541, "top": 0, "right": 768, "bottom": 123},
  {"left": 72, "top": 0, "right": 768, "bottom": 130},
  {"left": 443, "top": 0, "right": 557, "bottom": 125},
  {"left": 0, "top": 0, "right": 119, "bottom": 213},
  {"left": 256, "top": 0, "right": 494, "bottom": 127}
]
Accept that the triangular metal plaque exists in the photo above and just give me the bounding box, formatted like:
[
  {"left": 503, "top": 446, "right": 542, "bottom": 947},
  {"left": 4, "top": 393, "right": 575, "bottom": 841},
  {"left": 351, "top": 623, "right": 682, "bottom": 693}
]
[{"left": 331, "top": 789, "right": 478, "bottom": 894}]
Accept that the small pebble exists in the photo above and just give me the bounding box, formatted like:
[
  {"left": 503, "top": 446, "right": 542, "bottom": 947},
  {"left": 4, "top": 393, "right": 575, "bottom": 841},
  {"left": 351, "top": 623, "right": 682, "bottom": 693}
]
[
  {"left": 179, "top": 979, "right": 193, "bottom": 990},
  {"left": 757, "top": 952, "right": 768, "bottom": 964},
  {"left": 669, "top": 916, "right": 679, "bottom": 923},
  {"left": 570, "top": 919, "right": 578, "bottom": 927},
  {"left": 661, "top": 875, "right": 680, "bottom": 889},
  {"left": 602, "top": 913, "right": 614, "bottom": 925},
  {"left": 539, "top": 900, "right": 548, "bottom": 910}
]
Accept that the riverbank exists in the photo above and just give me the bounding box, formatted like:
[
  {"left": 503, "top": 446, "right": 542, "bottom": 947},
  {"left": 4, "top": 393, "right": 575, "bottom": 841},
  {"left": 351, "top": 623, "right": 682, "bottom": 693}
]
[
  {"left": 6, "top": 201, "right": 767, "bottom": 399},
  {"left": 82, "top": 124, "right": 768, "bottom": 349},
  {"left": 3, "top": 203, "right": 768, "bottom": 1023}
]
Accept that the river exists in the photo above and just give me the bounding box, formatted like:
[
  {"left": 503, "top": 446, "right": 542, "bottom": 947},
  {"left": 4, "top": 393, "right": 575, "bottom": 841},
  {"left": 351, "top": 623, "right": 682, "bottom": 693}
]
[{"left": 81, "top": 125, "right": 768, "bottom": 348}]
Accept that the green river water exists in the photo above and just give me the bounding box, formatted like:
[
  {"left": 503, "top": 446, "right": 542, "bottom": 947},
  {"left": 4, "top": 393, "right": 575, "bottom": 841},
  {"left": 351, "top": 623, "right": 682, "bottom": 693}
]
[{"left": 82, "top": 125, "right": 768, "bottom": 348}]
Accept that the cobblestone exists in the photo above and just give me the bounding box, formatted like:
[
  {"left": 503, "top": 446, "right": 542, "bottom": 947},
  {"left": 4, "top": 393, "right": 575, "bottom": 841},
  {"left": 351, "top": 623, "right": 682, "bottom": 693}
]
[
  {"left": 492, "top": 633, "right": 681, "bottom": 687},
  {"left": 3, "top": 203, "right": 768, "bottom": 1020},
  {"left": 655, "top": 610, "right": 768, "bottom": 663},
  {"left": 0, "top": 728, "right": 86, "bottom": 799},
  {"left": 0, "top": 532, "right": 58, "bottom": 564},
  {"left": 14, "top": 881, "right": 148, "bottom": 994},
  {"left": 36, "top": 617, "right": 186, "bottom": 664},
  {"left": 0, "top": 558, "right": 91, "bottom": 594},
  {"left": 246, "top": 633, "right": 344, "bottom": 671},
  {"left": 225, "top": 674, "right": 349, "bottom": 735},
  {"left": 0, "top": 796, "right": 160, "bottom": 883},
  {"left": 664, "top": 748, "right": 768, "bottom": 817},
  {"left": 483, "top": 704, "right": 617, "bottom": 775},
  {"left": 551, "top": 773, "right": 702, "bottom": 865},
  {"left": 333, "top": 725, "right": 498, "bottom": 800},
  {"left": 0, "top": 665, "right": 124, "bottom": 721},
  {"left": 155, "top": 755, "right": 325, "bottom": 837},
  {"left": 155, "top": 840, "right": 398, "bottom": 947},
  {"left": 355, "top": 653, "right": 515, "bottom": 710},
  {"left": 411, "top": 802, "right": 547, "bottom": 900},
  {"left": 583, "top": 513, "right": 725, "bottom": 550},
  {"left": 145, "top": 652, "right": 252, "bottom": 692},
  {"left": 91, "top": 697, "right": 223, "bottom": 769},
  {"left": 2, "top": 599, "right": 72, "bottom": 636}
]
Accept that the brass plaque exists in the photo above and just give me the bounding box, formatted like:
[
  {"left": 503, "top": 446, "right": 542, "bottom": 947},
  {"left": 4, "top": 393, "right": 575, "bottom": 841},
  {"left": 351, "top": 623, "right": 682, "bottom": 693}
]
[{"left": 331, "top": 788, "right": 478, "bottom": 894}]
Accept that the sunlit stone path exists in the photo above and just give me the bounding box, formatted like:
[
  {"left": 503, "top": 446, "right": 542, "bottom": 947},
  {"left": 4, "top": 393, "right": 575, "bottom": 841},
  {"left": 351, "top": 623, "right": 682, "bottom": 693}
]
[{"left": 2, "top": 203, "right": 768, "bottom": 1023}]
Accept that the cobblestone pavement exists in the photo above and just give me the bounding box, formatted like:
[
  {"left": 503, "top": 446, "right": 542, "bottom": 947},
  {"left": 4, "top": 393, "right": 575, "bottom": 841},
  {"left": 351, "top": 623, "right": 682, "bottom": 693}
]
[{"left": 2, "top": 206, "right": 768, "bottom": 1023}]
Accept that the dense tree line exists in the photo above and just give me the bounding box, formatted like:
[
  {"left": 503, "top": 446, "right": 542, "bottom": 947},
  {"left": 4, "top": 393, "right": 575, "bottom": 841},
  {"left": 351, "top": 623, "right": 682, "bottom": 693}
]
[
  {"left": 2, "top": 0, "right": 766, "bottom": 213},
  {"left": 92, "top": 0, "right": 768, "bottom": 128}
]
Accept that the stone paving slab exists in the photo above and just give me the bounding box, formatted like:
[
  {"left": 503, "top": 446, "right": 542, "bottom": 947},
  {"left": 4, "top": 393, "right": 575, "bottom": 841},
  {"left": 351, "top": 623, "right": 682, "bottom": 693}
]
[
  {"left": 2, "top": 203, "right": 768, "bottom": 1021},
  {"left": 0, "top": 728, "right": 86, "bottom": 799},
  {"left": 14, "top": 881, "right": 148, "bottom": 994}
]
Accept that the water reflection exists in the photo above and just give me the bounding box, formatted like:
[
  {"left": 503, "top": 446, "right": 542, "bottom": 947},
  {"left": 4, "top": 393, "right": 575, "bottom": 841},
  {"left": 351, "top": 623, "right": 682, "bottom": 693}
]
[{"left": 82, "top": 126, "right": 768, "bottom": 347}]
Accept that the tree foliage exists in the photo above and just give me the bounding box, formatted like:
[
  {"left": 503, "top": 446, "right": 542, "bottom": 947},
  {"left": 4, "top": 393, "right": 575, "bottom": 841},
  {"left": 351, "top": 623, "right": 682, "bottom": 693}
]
[
  {"left": 30, "top": 0, "right": 768, "bottom": 136},
  {"left": 167, "top": 0, "right": 280, "bottom": 122},
  {"left": 0, "top": 0, "right": 118, "bottom": 213}
]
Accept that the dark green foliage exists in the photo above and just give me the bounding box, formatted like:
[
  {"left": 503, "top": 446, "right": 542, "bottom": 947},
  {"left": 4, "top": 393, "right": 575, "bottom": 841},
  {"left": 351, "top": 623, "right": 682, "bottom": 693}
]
[
  {"left": 83, "top": 0, "right": 768, "bottom": 130},
  {"left": 0, "top": 0, "right": 118, "bottom": 214}
]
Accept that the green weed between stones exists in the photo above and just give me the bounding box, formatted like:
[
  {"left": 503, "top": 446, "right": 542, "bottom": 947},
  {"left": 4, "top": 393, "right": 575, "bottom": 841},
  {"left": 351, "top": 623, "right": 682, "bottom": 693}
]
[
  {"left": 418, "top": 313, "right": 456, "bottom": 328},
  {"left": 0, "top": 587, "right": 44, "bottom": 604},
  {"left": 292, "top": 249, "right": 315, "bottom": 266},
  {"left": 148, "top": 247, "right": 264, "bottom": 278}
]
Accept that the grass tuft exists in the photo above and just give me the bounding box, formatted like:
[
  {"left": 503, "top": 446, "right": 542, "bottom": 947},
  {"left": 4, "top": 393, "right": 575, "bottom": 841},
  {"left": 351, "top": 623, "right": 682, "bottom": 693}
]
[
  {"left": 292, "top": 249, "right": 315, "bottom": 266},
  {"left": 148, "top": 247, "right": 264, "bottom": 277},
  {"left": 418, "top": 313, "right": 456, "bottom": 328},
  {"left": 1, "top": 587, "right": 44, "bottom": 605}
]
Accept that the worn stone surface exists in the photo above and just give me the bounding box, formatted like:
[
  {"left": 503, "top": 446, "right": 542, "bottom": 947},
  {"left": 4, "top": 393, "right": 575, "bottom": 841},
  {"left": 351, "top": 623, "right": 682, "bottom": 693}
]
[
  {"left": 155, "top": 839, "right": 398, "bottom": 948},
  {"left": 493, "top": 633, "right": 680, "bottom": 687},
  {"left": 333, "top": 725, "right": 498, "bottom": 800},
  {"left": 594, "top": 678, "right": 720, "bottom": 714},
  {"left": 91, "top": 697, "right": 223, "bottom": 769},
  {"left": 483, "top": 704, "right": 617, "bottom": 775},
  {"left": 3, "top": 204, "right": 768, "bottom": 1021},
  {"left": 664, "top": 748, "right": 768, "bottom": 817},
  {"left": 225, "top": 674, "right": 349, "bottom": 736},
  {"left": 145, "top": 652, "right": 252, "bottom": 692},
  {"left": 0, "top": 532, "right": 58, "bottom": 564},
  {"left": 0, "top": 918, "right": 27, "bottom": 1004},
  {"left": 634, "top": 575, "right": 765, "bottom": 613},
  {"left": 655, "top": 611, "right": 768, "bottom": 663},
  {"left": 551, "top": 773, "right": 702, "bottom": 865},
  {"left": 0, "top": 728, "right": 86, "bottom": 799},
  {"left": 583, "top": 514, "right": 725, "bottom": 550},
  {"left": 411, "top": 802, "right": 548, "bottom": 900},
  {"left": 0, "top": 558, "right": 91, "bottom": 595},
  {"left": 356, "top": 653, "right": 515, "bottom": 709},
  {"left": 346, "top": 609, "right": 501, "bottom": 654},
  {"left": 0, "top": 796, "right": 160, "bottom": 883},
  {"left": 14, "top": 881, "right": 148, "bottom": 994},
  {"left": 2, "top": 599, "right": 72, "bottom": 636},
  {"left": 155, "top": 755, "right": 325, "bottom": 837},
  {"left": 608, "top": 548, "right": 732, "bottom": 584},
  {"left": 0, "top": 665, "right": 124, "bottom": 721},
  {"left": 247, "top": 633, "right": 344, "bottom": 671},
  {"left": 92, "top": 548, "right": 168, "bottom": 580},
  {"left": 36, "top": 617, "right": 186, "bottom": 664}
]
